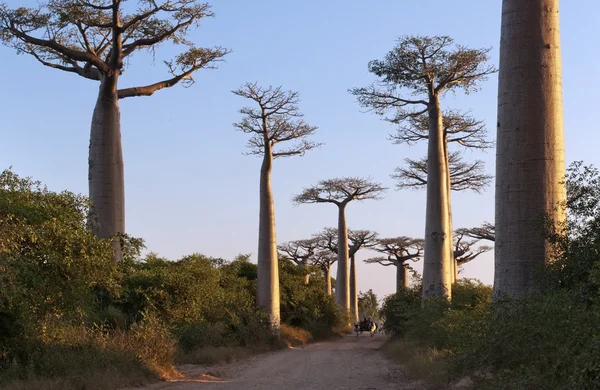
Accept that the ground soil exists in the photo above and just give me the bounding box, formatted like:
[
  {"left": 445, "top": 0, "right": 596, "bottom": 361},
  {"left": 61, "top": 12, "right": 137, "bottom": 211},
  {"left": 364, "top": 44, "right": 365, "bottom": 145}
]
[{"left": 134, "top": 334, "right": 427, "bottom": 390}]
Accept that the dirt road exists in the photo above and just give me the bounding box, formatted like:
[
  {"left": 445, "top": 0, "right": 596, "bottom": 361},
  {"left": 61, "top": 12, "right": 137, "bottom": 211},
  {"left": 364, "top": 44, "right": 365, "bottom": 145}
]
[{"left": 137, "top": 334, "right": 425, "bottom": 390}]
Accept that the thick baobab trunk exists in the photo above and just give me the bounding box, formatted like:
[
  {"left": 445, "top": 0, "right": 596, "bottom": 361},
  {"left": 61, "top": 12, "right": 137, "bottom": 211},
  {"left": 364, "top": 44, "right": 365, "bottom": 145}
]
[
  {"left": 323, "top": 267, "right": 332, "bottom": 295},
  {"left": 350, "top": 254, "right": 359, "bottom": 322},
  {"left": 336, "top": 204, "right": 350, "bottom": 313},
  {"left": 256, "top": 148, "right": 281, "bottom": 331},
  {"left": 422, "top": 96, "right": 452, "bottom": 300},
  {"left": 396, "top": 262, "right": 408, "bottom": 292},
  {"left": 88, "top": 78, "right": 125, "bottom": 262},
  {"left": 494, "top": 0, "right": 566, "bottom": 299}
]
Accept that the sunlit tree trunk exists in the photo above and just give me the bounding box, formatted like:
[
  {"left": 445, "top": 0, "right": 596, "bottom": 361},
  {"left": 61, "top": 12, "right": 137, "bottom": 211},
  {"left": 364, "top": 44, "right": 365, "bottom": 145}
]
[
  {"left": 444, "top": 139, "right": 456, "bottom": 284},
  {"left": 303, "top": 258, "right": 311, "bottom": 285},
  {"left": 257, "top": 144, "right": 280, "bottom": 331},
  {"left": 494, "top": 0, "right": 566, "bottom": 299},
  {"left": 350, "top": 254, "right": 359, "bottom": 322},
  {"left": 88, "top": 76, "right": 124, "bottom": 262},
  {"left": 336, "top": 204, "right": 350, "bottom": 313},
  {"left": 422, "top": 96, "right": 452, "bottom": 300},
  {"left": 396, "top": 263, "right": 408, "bottom": 292},
  {"left": 323, "top": 267, "right": 332, "bottom": 295}
]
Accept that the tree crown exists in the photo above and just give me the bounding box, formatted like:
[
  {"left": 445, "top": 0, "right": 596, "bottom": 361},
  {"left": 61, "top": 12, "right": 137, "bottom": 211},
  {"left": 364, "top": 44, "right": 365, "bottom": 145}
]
[
  {"left": 350, "top": 35, "right": 497, "bottom": 121},
  {"left": 232, "top": 82, "right": 321, "bottom": 158},
  {"left": 293, "top": 177, "right": 386, "bottom": 206},
  {"left": 0, "top": 0, "right": 228, "bottom": 98}
]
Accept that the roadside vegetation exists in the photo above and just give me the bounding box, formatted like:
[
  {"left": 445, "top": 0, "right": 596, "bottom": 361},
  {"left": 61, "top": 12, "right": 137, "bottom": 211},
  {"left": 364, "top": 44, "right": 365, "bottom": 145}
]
[{"left": 0, "top": 169, "right": 348, "bottom": 390}]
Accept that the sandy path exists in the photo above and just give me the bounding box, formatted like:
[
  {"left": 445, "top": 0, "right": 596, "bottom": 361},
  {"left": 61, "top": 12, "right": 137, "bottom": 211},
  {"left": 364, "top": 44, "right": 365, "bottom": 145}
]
[{"left": 135, "top": 334, "right": 425, "bottom": 390}]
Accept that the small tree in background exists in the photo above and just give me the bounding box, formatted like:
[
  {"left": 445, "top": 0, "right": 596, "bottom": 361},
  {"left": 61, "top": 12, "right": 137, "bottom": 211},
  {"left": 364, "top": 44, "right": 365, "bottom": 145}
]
[
  {"left": 0, "top": 0, "right": 229, "bottom": 261},
  {"left": 348, "top": 230, "right": 378, "bottom": 322},
  {"left": 365, "top": 237, "right": 424, "bottom": 292},
  {"left": 233, "top": 82, "right": 321, "bottom": 333},
  {"left": 309, "top": 250, "right": 338, "bottom": 295},
  {"left": 294, "top": 179, "right": 386, "bottom": 314},
  {"left": 278, "top": 238, "right": 320, "bottom": 285},
  {"left": 352, "top": 35, "right": 496, "bottom": 300}
]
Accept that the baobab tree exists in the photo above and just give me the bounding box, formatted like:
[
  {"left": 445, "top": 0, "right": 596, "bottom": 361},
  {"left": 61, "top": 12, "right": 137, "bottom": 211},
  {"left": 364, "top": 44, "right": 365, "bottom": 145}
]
[
  {"left": 278, "top": 238, "right": 320, "bottom": 284},
  {"left": 452, "top": 230, "right": 493, "bottom": 281},
  {"left": 311, "top": 227, "right": 377, "bottom": 319},
  {"left": 294, "top": 178, "right": 386, "bottom": 312},
  {"left": 233, "top": 83, "right": 320, "bottom": 331},
  {"left": 348, "top": 229, "right": 378, "bottom": 322},
  {"left": 390, "top": 109, "right": 493, "bottom": 290},
  {"left": 365, "top": 237, "right": 424, "bottom": 292},
  {"left": 352, "top": 36, "right": 496, "bottom": 299},
  {"left": 310, "top": 249, "right": 338, "bottom": 295},
  {"left": 495, "top": 0, "right": 566, "bottom": 299},
  {"left": 0, "top": 1, "right": 228, "bottom": 261}
]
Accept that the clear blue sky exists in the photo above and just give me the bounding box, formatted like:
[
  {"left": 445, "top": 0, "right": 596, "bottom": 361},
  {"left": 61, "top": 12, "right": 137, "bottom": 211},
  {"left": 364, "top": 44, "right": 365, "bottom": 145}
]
[{"left": 1, "top": 1, "right": 598, "bottom": 300}]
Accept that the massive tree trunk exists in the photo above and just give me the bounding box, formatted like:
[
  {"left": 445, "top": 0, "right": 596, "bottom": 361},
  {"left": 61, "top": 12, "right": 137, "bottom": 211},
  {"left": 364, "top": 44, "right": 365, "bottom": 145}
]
[
  {"left": 422, "top": 96, "right": 452, "bottom": 300},
  {"left": 350, "top": 254, "right": 359, "bottom": 322},
  {"left": 453, "top": 259, "right": 458, "bottom": 283},
  {"left": 323, "top": 266, "right": 332, "bottom": 295},
  {"left": 494, "top": 0, "right": 566, "bottom": 299},
  {"left": 396, "top": 262, "right": 408, "bottom": 293},
  {"left": 257, "top": 146, "right": 281, "bottom": 331},
  {"left": 88, "top": 77, "right": 125, "bottom": 262},
  {"left": 336, "top": 204, "right": 350, "bottom": 313}
]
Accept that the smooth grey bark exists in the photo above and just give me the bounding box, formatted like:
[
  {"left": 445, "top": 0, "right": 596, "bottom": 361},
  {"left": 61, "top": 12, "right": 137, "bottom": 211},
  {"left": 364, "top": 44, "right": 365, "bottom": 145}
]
[
  {"left": 336, "top": 204, "right": 350, "bottom": 312},
  {"left": 422, "top": 96, "right": 452, "bottom": 299},
  {"left": 350, "top": 254, "right": 359, "bottom": 322},
  {"left": 88, "top": 77, "right": 124, "bottom": 262},
  {"left": 396, "top": 263, "right": 408, "bottom": 292},
  {"left": 257, "top": 145, "right": 280, "bottom": 330},
  {"left": 494, "top": 0, "right": 566, "bottom": 299},
  {"left": 444, "top": 139, "right": 455, "bottom": 284}
]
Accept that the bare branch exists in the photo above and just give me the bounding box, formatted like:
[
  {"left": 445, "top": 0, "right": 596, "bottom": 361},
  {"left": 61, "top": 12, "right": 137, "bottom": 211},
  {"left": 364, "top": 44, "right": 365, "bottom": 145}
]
[
  {"left": 455, "top": 222, "right": 495, "bottom": 242},
  {"left": 390, "top": 109, "right": 494, "bottom": 150},
  {"left": 348, "top": 229, "right": 379, "bottom": 256},
  {"left": 392, "top": 151, "right": 492, "bottom": 193},
  {"left": 278, "top": 238, "right": 320, "bottom": 267},
  {"left": 368, "top": 236, "right": 424, "bottom": 266},
  {"left": 117, "top": 46, "right": 229, "bottom": 98},
  {"left": 293, "top": 177, "right": 387, "bottom": 206},
  {"left": 453, "top": 230, "right": 493, "bottom": 266}
]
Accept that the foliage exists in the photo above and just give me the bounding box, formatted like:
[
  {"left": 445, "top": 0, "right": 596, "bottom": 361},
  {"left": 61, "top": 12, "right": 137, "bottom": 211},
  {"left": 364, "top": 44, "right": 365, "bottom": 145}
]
[
  {"left": 0, "top": 169, "right": 344, "bottom": 386},
  {"left": 357, "top": 289, "right": 379, "bottom": 319}
]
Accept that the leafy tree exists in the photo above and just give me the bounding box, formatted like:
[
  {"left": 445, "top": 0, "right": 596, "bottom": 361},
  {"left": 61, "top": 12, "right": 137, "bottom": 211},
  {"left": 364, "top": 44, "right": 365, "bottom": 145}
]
[
  {"left": 0, "top": 169, "right": 117, "bottom": 361},
  {"left": 294, "top": 179, "right": 386, "bottom": 314},
  {"left": 494, "top": 0, "right": 566, "bottom": 299},
  {"left": 357, "top": 289, "right": 379, "bottom": 320},
  {"left": 0, "top": 1, "right": 229, "bottom": 261},
  {"left": 233, "top": 83, "right": 320, "bottom": 332},
  {"left": 365, "top": 237, "right": 424, "bottom": 292},
  {"left": 352, "top": 35, "right": 496, "bottom": 300}
]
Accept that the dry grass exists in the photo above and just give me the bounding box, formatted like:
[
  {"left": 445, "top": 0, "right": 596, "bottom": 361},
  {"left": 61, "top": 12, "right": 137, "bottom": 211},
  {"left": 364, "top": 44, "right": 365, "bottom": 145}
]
[
  {"left": 2, "top": 367, "right": 156, "bottom": 390},
  {"left": 280, "top": 324, "right": 312, "bottom": 347},
  {"left": 382, "top": 338, "right": 449, "bottom": 388}
]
